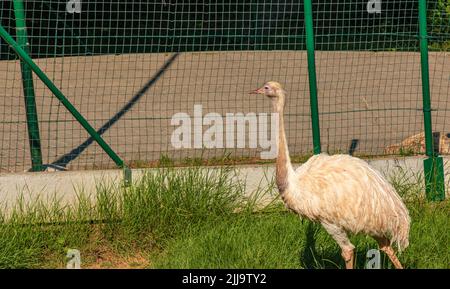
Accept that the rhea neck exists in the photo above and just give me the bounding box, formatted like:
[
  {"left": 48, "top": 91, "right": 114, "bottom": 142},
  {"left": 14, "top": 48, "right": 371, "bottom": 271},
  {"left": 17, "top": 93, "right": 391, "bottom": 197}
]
[{"left": 272, "top": 90, "right": 293, "bottom": 193}]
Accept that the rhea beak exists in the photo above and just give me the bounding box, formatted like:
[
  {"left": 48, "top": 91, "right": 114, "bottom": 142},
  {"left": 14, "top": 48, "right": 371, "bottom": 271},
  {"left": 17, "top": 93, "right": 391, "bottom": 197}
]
[{"left": 249, "top": 87, "right": 264, "bottom": 95}]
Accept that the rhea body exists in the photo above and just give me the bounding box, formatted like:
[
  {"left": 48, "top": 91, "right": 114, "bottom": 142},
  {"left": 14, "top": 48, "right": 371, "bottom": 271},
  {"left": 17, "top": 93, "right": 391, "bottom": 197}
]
[{"left": 251, "top": 81, "right": 410, "bottom": 269}]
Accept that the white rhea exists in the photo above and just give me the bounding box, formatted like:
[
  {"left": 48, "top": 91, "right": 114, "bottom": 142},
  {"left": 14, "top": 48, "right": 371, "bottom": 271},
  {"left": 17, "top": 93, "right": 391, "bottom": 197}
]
[{"left": 250, "top": 81, "right": 410, "bottom": 269}]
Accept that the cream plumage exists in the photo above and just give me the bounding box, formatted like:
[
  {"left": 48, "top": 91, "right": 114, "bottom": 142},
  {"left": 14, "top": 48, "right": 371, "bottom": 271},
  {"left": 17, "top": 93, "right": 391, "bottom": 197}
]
[{"left": 251, "top": 81, "right": 410, "bottom": 269}]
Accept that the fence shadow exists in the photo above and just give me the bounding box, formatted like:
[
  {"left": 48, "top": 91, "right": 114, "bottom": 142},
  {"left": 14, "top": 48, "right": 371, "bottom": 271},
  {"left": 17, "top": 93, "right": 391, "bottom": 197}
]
[
  {"left": 47, "top": 52, "right": 180, "bottom": 170},
  {"left": 348, "top": 139, "right": 359, "bottom": 156}
]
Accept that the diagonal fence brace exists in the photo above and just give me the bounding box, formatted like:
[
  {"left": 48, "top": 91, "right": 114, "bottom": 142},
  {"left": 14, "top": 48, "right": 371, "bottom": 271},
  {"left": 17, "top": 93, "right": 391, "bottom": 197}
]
[{"left": 0, "top": 24, "right": 131, "bottom": 186}]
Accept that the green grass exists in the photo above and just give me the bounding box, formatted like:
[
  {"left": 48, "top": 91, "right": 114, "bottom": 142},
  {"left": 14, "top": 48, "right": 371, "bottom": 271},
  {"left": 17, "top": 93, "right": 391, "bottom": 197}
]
[
  {"left": 0, "top": 166, "right": 448, "bottom": 269},
  {"left": 154, "top": 201, "right": 449, "bottom": 269}
]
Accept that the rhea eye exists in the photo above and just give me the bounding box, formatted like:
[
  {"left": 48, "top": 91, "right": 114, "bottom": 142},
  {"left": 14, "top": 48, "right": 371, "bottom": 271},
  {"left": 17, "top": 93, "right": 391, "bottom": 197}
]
[{"left": 264, "top": 86, "right": 269, "bottom": 90}]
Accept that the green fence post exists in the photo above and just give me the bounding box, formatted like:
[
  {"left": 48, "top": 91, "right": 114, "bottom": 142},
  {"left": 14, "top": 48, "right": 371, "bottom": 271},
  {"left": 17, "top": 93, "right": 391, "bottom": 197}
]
[
  {"left": 303, "top": 0, "right": 321, "bottom": 154},
  {"left": 13, "top": 0, "right": 44, "bottom": 171},
  {"left": 418, "top": 0, "right": 445, "bottom": 201},
  {"left": 0, "top": 24, "right": 131, "bottom": 186}
]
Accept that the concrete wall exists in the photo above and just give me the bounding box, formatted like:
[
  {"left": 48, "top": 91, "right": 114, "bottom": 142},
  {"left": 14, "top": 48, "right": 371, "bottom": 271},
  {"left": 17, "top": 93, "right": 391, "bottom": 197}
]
[{"left": 1, "top": 156, "right": 448, "bottom": 209}]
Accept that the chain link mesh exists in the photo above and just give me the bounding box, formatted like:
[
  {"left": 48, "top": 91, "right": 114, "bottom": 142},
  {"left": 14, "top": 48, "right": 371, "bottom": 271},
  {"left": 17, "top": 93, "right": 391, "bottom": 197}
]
[{"left": 0, "top": 1, "right": 449, "bottom": 172}]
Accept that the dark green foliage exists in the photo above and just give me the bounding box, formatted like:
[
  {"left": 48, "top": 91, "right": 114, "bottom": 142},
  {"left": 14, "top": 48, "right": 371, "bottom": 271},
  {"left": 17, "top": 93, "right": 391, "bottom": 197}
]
[{"left": 1, "top": 0, "right": 449, "bottom": 60}]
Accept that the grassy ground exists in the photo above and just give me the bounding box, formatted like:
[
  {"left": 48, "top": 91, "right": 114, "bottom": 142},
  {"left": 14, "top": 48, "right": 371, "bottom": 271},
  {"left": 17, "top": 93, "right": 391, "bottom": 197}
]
[{"left": 0, "top": 166, "right": 448, "bottom": 269}]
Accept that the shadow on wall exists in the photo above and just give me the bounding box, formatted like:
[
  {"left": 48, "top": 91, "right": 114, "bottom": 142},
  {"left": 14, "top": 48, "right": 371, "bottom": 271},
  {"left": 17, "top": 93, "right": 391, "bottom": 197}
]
[{"left": 43, "top": 53, "right": 180, "bottom": 171}]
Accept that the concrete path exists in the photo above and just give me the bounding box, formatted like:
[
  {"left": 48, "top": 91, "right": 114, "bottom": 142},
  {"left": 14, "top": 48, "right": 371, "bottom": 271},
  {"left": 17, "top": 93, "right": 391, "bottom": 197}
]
[{"left": 1, "top": 51, "right": 449, "bottom": 172}]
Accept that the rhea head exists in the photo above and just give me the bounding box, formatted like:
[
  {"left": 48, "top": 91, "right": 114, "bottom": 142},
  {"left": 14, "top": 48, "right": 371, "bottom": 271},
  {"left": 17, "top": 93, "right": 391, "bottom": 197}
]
[{"left": 250, "top": 81, "right": 286, "bottom": 111}]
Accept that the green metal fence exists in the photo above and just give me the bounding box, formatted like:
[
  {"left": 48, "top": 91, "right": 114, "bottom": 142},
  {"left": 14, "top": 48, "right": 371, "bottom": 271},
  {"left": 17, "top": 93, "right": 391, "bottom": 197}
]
[{"left": 0, "top": 1, "right": 448, "bottom": 199}]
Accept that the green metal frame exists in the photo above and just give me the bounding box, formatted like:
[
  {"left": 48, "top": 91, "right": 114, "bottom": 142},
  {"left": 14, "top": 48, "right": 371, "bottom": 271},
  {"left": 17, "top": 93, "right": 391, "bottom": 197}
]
[
  {"left": 2, "top": 1, "right": 446, "bottom": 198},
  {"left": 419, "top": 0, "right": 445, "bottom": 201},
  {"left": 0, "top": 24, "right": 131, "bottom": 186},
  {"left": 303, "top": 0, "right": 322, "bottom": 155},
  {"left": 13, "top": 0, "right": 43, "bottom": 172}
]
